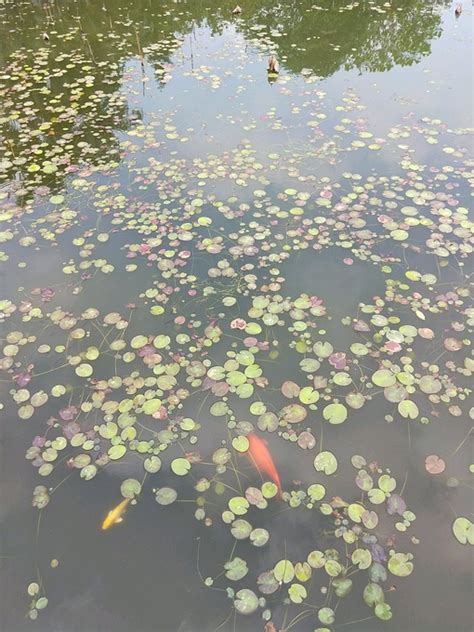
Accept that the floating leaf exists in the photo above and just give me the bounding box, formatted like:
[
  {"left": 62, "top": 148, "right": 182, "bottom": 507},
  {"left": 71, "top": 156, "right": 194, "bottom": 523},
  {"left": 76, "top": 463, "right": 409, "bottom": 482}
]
[
  {"left": 171, "top": 458, "right": 191, "bottom": 476},
  {"left": 352, "top": 548, "right": 372, "bottom": 570},
  {"left": 398, "top": 400, "right": 419, "bottom": 419},
  {"left": 323, "top": 403, "right": 348, "bottom": 424},
  {"left": 75, "top": 363, "right": 93, "bottom": 378},
  {"left": 225, "top": 557, "right": 248, "bottom": 581},
  {"left": 378, "top": 474, "right": 396, "bottom": 493},
  {"left": 120, "top": 478, "right": 141, "bottom": 499},
  {"left": 375, "top": 603, "right": 393, "bottom": 620},
  {"left": 324, "top": 560, "right": 342, "bottom": 577},
  {"left": 144, "top": 456, "right": 162, "bottom": 473},
  {"left": 308, "top": 483, "right": 326, "bottom": 501},
  {"left": 299, "top": 386, "right": 319, "bottom": 405},
  {"left": 234, "top": 589, "right": 258, "bottom": 615},
  {"left": 363, "top": 582, "right": 385, "bottom": 607},
  {"left": 348, "top": 503, "right": 365, "bottom": 523},
  {"left": 372, "top": 369, "right": 396, "bottom": 387},
  {"left": 318, "top": 607, "right": 335, "bottom": 625},
  {"left": 288, "top": 583, "right": 307, "bottom": 604},
  {"left": 314, "top": 451, "right": 338, "bottom": 475},
  {"left": 229, "top": 496, "right": 250, "bottom": 515},
  {"left": 273, "top": 559, "right": 295, "bottom": 583},
  {"left": 257, "top": 571, "right": 279, "bottom": 595},
  {"left": 333, "top": 577, "right": 353, "bottom": 598},
  {"left": 452, "top": 517, "right": 474, "bottom": 545},
  {"left": 388, "top": 552, "right": 414, "bottom": 577},
  {"left": 250, "top": 528, "right": 269, "bottom": 547},
  {"left": 261, "top": 482, "right": 278, "bottom": 499},
  {"left": 155, "top": 487, "right": 177, "bottom": 506},
  {"left": 232, "top": 435, "right": 249, "bottom": 453},
  {"left": 307, "top": 550, "right": 325, "bottom": 569},
  {"left": 108, "top": 445, "right": 126, "bottom": 460},
  {"left": 231, "top": 519, "right": 252, "bottom": 540},
  {"left": 294, "top": 562, "right": 312, "bottom": 583}
]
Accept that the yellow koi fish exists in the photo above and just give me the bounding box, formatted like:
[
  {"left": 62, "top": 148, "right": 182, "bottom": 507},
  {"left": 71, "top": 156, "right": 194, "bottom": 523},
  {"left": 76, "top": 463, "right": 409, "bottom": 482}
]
[{"left": 101, "top": 497, "right": 131, "bottom": 530}]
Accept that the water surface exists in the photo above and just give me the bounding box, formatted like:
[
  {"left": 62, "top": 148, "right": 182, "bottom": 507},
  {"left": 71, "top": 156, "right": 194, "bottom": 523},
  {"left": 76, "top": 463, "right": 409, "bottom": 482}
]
[{"left": 0, "top": 1, "right": 473, "bottom": 631}]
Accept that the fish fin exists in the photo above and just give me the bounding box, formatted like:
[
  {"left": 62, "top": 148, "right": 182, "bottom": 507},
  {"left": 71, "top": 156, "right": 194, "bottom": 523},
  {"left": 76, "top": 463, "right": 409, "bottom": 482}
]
[{"left": 115, "top": 517, "right": 123, "bottom": 523}]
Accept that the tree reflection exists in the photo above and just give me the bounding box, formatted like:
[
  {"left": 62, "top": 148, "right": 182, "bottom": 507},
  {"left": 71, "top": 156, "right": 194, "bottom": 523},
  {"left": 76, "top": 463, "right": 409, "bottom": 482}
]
[{"left": 0, "top": 0, "right": 450, "bottom": 197}]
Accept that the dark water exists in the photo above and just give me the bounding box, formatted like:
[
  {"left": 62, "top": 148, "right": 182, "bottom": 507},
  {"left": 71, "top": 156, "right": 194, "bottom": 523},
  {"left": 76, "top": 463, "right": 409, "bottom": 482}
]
[{"left": 0, "top": 1, "right": 473, "bottom": 631}]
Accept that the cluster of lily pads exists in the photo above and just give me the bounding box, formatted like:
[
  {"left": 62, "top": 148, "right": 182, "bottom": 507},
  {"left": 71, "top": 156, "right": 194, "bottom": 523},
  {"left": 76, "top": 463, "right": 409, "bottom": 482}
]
[
  {"left": 196, "top": 453, "right": 417, "bottom": 625},
  {"left": 0, "top": 4, "right": 473, "bottom": 630}
]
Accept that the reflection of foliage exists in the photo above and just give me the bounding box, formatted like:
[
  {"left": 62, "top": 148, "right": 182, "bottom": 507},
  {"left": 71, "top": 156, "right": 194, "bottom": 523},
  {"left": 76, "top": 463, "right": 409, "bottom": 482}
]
[
  {"left": 235, "top": 0, "right": 450, "bottom": 75},
  {"left": 0, "top": 0, "right": 449, "bottom": 196}
]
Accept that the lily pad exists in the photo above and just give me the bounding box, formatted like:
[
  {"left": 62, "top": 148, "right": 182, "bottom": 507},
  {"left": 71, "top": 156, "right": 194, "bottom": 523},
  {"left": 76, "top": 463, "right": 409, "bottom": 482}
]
[
  {"left": 234, "top": 589, "right": 258, "bottom": 615},
  {"left": 323, "top": 403, "right": 348, "bottom": 424},
  {"left": 225, "top": 557, "right": 248, "bottom": 581},
  {"left": 452, "top": 517, "right": 474, "bottom": 545},
  {"left": 273, "top": 559, "right": 295, "bottom": 583},
  {"left": 171, "top": 458, "right": 191, "bottom": 476},
  {"left": 314, "top": 451, "right": 338, "bottom": 475},
  {"left": 155, "top": 487, "right": 178, "bottom": 506}
]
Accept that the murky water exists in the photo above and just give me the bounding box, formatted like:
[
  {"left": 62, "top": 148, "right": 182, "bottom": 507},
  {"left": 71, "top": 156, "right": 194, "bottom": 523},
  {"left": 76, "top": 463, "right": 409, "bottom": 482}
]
[{"left": 0, "top": 1, "right": 473, "bottom": 631}]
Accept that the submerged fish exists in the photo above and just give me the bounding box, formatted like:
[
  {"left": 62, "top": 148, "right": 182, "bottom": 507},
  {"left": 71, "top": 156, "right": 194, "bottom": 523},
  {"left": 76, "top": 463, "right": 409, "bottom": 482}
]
[
  {"left": 247, "top": 433, "right": 282, "bottom": 497},
  {"left": 101, "top": 497, "right": 131, "bottom": 530}
]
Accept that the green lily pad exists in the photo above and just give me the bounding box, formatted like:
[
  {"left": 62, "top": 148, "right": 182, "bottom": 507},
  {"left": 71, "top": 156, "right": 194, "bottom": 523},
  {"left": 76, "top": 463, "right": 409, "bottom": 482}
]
[
  {"left": 363, "top": 582, "right": 385, "bottom": 607},
  {"left": 452, "top": 517, "right": 474, "bottom": 545},
  {"left": 232, "top": 435, "right": 250, "bottom": 452},
  {"left": 171, "top": 458, "right": 191, "bottom": 476},
  {"left": 372, "top": 369, "right": 396, "bottom": 387},
  {"left": 229, "top": 496, "right": 250, "bottom": 515},
  {"left": 299, "top": 386, "right": 319, "bottom": 404},
  {"left": 294, "top": 562, "right": 312, "bottom": 582},
  {"left": 314, "top": 451, "right": 338, "bottom": 475},
  {"left": 144, "top": 456, "right": 162, "bottom": 473},
  {"left": 234, "top": 589, "right": 258, "bottom": 615},
  {"left": 231, "top": 519, "right": 252, "bottom": 540},
  {"left": 348, "top": 503, "right": 365, "bottom": 523},
  {"left": 379, "top": 474, "right": 396, "bottom": 493},
  {"left": 375, "top": 603, "right": 393, "bottom": 620},
  {"left": 323, "top": 403, "right": 348, "bottom": 424},
  {"left": 368, "top": 488, "right": 386, "bottom": 504},
  {"left": 261, "top": 482, "right": 278, "bottom": 498},
  {"left": 325, "top": 560, "right": 342, "bottom": 577},
  {"left": 250, "top": 528, "right": 270, "bottom": 547},
  {"left": 307, "top": 550, "right": 325, "bottom": 568},
  {"left": 273, "top": 559, "right": 295, "bottom": 583},
  {"left": 143, "top": 398, "right": 162, "bottom": 415},
  {"left": 388, "top": 552, "right": 414, "bottom": 577},
  {"left": 352, "top": 548, "right": 372, "bottom": 569},
  {"left": 131, "top": 335, "right": 148, "bottom": 349},
  {"left": 333, "top": 577, "right": 353, "bottom": 598},
  {"left": 419, "top": 375, "right": 442, "bottom": 394},
  {"left": 120, "top": 478, "right": 141, "bottom": 499},
  {"left": 155, "top": 487, "right": 177, "bottom": 505},
  {"left": 75, "top": 363, "right": 93, "bottom": 377},
  {"left": 308, "top": 483, "right": 326, "bottom": 501},
  {"left": 154, "top": 335, "right": 171, "bottom": 349},
  {"left": 288, "top": 583, "right": 307, "bottom": 604},
  {"left": 225, "top": 557, "right": 248, "bottom": 581},
  {"left": 398, "top": 400, "right": 419, "bottom": 419},
  {"left": 318, "top": 607, "right": 335, "bottom": 625},
  {"left": 108, "top": 445, "right": 126, "bottom": 460}
]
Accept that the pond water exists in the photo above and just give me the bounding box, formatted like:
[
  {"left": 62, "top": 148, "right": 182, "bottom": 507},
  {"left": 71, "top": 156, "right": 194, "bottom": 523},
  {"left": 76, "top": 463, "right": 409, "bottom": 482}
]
[{"left": 0, "top": 1, "right": 473, "bottom": 631}]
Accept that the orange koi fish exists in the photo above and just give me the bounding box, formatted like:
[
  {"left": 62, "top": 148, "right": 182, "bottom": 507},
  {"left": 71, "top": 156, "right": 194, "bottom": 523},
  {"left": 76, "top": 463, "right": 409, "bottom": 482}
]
[
  {"left": 247, "top": 433, "right": 282, "bottom": 497},
  {"left": 101, "top": 497, "right": 131, "bottom": 530}
]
